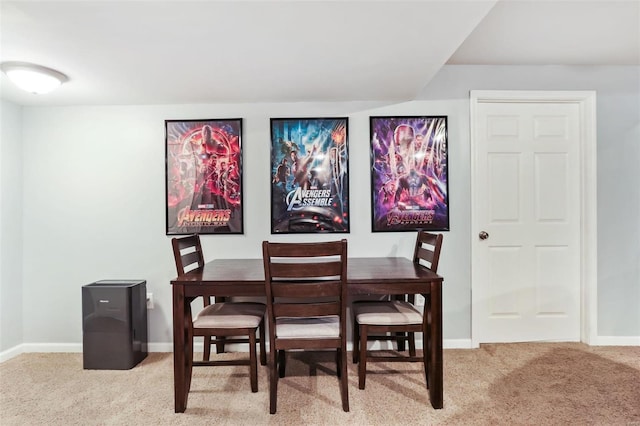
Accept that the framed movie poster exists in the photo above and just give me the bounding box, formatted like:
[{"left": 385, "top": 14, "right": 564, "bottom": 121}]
[
  {"left": 165, "top": 119, "right": 243, "bottom": 235},
  {"left": 270, "top": 117, "right": 349, "bottom": 234},
  {"left": 370, "top": 116, "right": 449, "bottom": 232}
]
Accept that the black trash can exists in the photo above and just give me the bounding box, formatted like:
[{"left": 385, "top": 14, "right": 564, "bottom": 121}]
[{"left": 82, "top": 280, "right": 148, "bottom": 370}]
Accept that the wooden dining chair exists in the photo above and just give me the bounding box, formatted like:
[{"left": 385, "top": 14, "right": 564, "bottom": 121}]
[
  {"left": 262, "top": 239, "right": 350, "bottom": 414},
  {"left": 351, "top": 231, "right": 443, "bottom": 390},
  {"left": 171, "top": 234, "right": 266, "bottom": 392}
]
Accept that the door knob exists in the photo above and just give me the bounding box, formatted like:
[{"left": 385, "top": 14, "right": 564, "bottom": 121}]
[{"left": 479, "top": 231, "right": 489, "bottom": 240}]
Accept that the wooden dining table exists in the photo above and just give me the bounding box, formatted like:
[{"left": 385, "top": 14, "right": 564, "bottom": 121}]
[{"left": 171, "top": 256, "right": 444, "bottom": 412}]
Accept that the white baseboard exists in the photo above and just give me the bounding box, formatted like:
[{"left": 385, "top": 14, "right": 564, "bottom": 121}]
[
  {"left": 149, "top": 343, "right": 173, "bottom": 352},
  {"left": 0, "top": 342, "right": 173, "bottom": 362},
  {"left": 443, "top": 339, "right": 474, "bottom": 349},
  {"left": 23, "top": 343, "right": 83, "bottom": 353},
  {"left": 591, "top": 335, "right": 640, "bottom": 346},
  {"left": 2, "top": 336, "right": 634, "bottom": 363},
  {"left": 0, "top": 344, "right": 25, "bottom": 363},
  {"left": 0, "top": 343, "right": 84, "bottom": 362},
  {"left": 1, "top": 338, "right": 475, "bottom": 361}
]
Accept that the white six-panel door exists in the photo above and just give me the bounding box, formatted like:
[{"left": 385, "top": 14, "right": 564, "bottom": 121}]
[{"left": 471, "top": 91, "right": 597, "bottom": 344}]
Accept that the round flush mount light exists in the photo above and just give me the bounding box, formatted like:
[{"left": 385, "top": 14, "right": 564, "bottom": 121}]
[{"left": 0, "top": 61, "right": 69, "bottom": 94}]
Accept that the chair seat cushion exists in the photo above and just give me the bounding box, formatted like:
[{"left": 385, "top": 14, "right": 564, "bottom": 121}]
[
  {"left": 354, "top": 300, "right": 422, "bottom": 325},
  {"left": 276, "top": 316, "right": 340, "bottom": 339},
  {"left": 193, "top": 302, "right": 265, "bottom": 329}
]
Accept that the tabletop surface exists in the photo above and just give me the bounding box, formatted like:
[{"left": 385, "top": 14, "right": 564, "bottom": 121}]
[{"left": 171, "top": 257, "right": 443, "bottom": 284}]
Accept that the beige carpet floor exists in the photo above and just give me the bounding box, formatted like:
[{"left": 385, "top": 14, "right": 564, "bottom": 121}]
[{"left": 1, "top": 343, "right": 639, "bottom": 425}]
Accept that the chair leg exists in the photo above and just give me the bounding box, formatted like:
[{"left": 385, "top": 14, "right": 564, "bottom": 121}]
[
  {"left": 249, "top": 331, "right": 258, "bottom": 393},
  {"left": 203, "top": 336, "right": 211, "bottom": 361},
  {"left": 396, "top": 331, "right": 406, "bottom": 352},
  {"left": 424, "top": 297, "right": 431, "bottom": 388},
  {"left": 215, "top": 336, "right": 226, "bottom": 354},
  {"left": 259, "top": 319, "right": 267, "bottom": 366},
  {"left": 269, "top": 344, "right": 278, "bottom": 414},
  {"left": 422, "top": 341, "right": 429, "bottom": 390},
  {"left": 358, "top": 324, "right": 368, "bottom": 390},
  {"left": 278, "top": 350, "right": 286, "bottom": 378},
  {"left": 352, "top": 319, "right": 360, "bottom": 364},
  {"left": 186, "top": 327, "right": 194, "bottom": 394},
  {"left": 408, "top": 331, "right": 416, "bottom": 357},
  {"left": 339, "top": 348, "right": 350, "bottom": 412}
]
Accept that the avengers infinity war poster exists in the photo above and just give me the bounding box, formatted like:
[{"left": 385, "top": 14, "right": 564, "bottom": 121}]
[
  {"left": 270, "top": 118, "right": 349, "bottom": 234},
  {"left": 165, "top": 119, "right": 243, "bottom": 234},
  {"left": 370, "top": 116, "right": 449, "bottom": 232}
]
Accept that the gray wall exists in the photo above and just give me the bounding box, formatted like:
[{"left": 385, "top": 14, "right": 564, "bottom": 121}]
[
  {"left": 0, "top": 100, "right": 24, "bottom": 352},
  {"left": 0, "top": 65, "right": 638, "bottom": 355}
]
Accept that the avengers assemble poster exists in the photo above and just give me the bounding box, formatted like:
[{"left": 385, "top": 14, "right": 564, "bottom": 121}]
[
  {"left": 165, "top": 119, "right": 243, "bottom": 234},
  {"left": 370, "top": 116, "right": 449, "bottom": 232},
  {"left": 270, "top": 118, "right": 349, "bottom": 233}
]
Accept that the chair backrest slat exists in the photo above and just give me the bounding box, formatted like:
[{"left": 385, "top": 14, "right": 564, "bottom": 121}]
[
  {"left": 274, "top": 302, "right": 340, "bottom": 318},
  {"left": 172, "top": 234, "right": 205, "bottom": 276},
  {"left": 412, "top": 232, "right": 443, "bottom": 273},
  {"left": 269, "top": 261, "right": 342, "bottom": 279},
  {"left": 266, "top": 241, "right": 344, "bottom": 258},
  {"left": 180, "top": 251, "right": 202, "bottom": 271},
  {"left": 270, "top": 281, "right": 342, "bottom": 298}
]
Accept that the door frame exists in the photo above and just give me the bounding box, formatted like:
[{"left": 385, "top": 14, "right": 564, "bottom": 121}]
[{"left": 470, "top": 90, "right": 597, "bottom": 347}]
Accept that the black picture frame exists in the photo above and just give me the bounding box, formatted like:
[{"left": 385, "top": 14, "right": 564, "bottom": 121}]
[
  {"left": 269, "top": 117, "right": 350, "bottom": 234},
  {"left": 165, "top": 118, "right": 244, "bottom": 235},
  {"left": 369, "top": 115, "right": 450, "bottom": 232}
]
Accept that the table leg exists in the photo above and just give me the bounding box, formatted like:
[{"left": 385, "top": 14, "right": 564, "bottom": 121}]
[
  {"left": 173, "top": 285, "right": 188, "bottom": 413},
  {"left": 429, "top": 280, "right": 443, "bottom": 409}
]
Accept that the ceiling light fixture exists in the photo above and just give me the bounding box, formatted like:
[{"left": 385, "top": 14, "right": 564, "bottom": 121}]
[{"left": 0, "top": 61, "right": 69, "bottom": 94}]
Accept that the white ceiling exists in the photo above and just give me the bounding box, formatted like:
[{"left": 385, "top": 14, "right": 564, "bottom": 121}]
[{"left": 1, "top": 0, "right": 638, "bottom": 107}]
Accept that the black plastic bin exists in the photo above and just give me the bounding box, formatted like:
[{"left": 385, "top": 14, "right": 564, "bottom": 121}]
[{"left": 82, "top": 280, "right": 148, "bottom": 370}]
